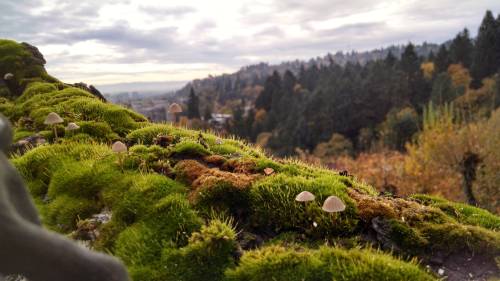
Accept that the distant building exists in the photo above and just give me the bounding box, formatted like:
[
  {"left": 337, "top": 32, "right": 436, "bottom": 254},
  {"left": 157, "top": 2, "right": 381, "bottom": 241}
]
[{"left": 209, "top": 113, "right": 232, "bottom": 130}]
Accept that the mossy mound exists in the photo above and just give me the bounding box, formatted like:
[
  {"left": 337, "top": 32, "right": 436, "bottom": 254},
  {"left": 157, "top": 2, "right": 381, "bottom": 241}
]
[{"left": 3, "top": 40, "right": 500, "bottom": 281}]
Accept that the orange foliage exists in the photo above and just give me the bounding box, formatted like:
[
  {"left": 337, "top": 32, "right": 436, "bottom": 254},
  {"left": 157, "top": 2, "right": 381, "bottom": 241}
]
[
  {"left": 421, "top": 62, "right": 435, "bottom": 80},
  {"left": 447, "top": 64, "right": 471, "bottom": 89}
]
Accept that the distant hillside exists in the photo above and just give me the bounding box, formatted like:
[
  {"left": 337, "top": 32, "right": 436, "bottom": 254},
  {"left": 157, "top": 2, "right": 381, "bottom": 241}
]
[{"left": 175, "top": 43, "right": 440, "bottom": 103}]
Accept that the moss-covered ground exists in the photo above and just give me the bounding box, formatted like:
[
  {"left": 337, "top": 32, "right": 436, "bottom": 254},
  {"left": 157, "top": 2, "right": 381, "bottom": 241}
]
[{"left": 2, "top": 39, "right": 499, "bottom": 281}]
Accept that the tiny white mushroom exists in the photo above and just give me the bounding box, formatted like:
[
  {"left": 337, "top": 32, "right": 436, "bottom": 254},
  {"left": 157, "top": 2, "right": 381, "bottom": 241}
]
[
  {"left": 65, "top": 122, "right": 80, "bottom": 131},
  {"left": 3, "top": 73, "right": 14, "bottom": 80},
  {"left": 112, "top": 141, "right": 127, "bottom": 153},
  {"left": 112, "top": 141, "right": 127, "bottom": 173},
  {"left": 168, "top": 103, "right": 183, "bottom": 122},
  {"left": 44, "top": 112, "right": 64, "bottom": 125},
  {"left": 295, "top": 191, "right": 315, "bottom": 202},
  {"left": 263, "top": 167, "right": 274, "bottom": 176},
  {"left": 322, "top": 195, "right": 346, "bottom": 213},
  {"left": 44, "top": 112, "right": 64, "bottom": 140}
]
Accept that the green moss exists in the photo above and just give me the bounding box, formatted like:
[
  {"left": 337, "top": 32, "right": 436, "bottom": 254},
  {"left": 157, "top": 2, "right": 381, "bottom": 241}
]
[
  {"left": 77, "top": 121, "right": 119, "bottom": 141},
  {"left": 412, "top": 194, "right": 500, "bottom": 230},
  {"left": 145, "top": 194, "right": 203, "bottom": 247},
  {"left": 171, "top": 140, "right": 211, "bottom": 158},
  {"left": 194, "top": 181, "right": 251, "bottom": 218},
  {"left": 114, "top": 222, "right": 165, "bottom": 267},
  {"left": 225, "top": 245, "right": 327, "bottom": 281},
  {"left": 113, "top": 173, "right": 187, "bottom": 224},
  {"left": 47, "top": 159, "right": 122, "bottom": 199},
  {"left": 161, "top": 219, "right": 238, "bottom": 281},
  {"left": 44, "top": 195, "right": 100, "bottom": 231},
  {"left": 249, "top": 174, "right": 358, "bottom": 236},
  {"left": 387, "top": 219, "right": 428, "bottom": 254},
  {"left": 13, "top": 129, "right": 34, "bottom": 141},
  {"left": 126, "top": 124, "right": 195, "bottom": 145},
  {"left": 420, "top": 222, "right": 500, "bottom": 255},
  {"left": 17, "top": 82, "right": 58, "bottom": 102},
  {"left": 12, "top": 142, "right": 111, "bottom": 182},
  {"left": 0, "top": 40, "right": 49, "bottom": 95},
  {"left": 226, "top": 245, "right": 435, "bottom": 281}
]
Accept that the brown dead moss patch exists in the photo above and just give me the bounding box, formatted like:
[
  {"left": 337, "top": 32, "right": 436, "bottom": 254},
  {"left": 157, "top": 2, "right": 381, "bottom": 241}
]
[
  {"left": 203, "top": 155, "right": 227, "bottom": 166},
  {"left": 175, "top": 159, "right": 258, "bottom": 200},
  {"left": 347, "top": 189, "right": 449, "bottom": 224},
  {"left": 222, "top": 158, "right": 257, "bottom": 174}
]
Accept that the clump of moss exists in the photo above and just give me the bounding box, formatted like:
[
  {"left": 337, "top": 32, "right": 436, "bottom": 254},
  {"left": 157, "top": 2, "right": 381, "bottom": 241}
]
[
  {"left": 124, "top": 145, "right": 170, "bottom": 172},
  {"left": 225, "top": 245, "right": 435, "bottom": 281},
  {"left": 43, "top": 195, "right": 100, "bottom": 231},
  {"left": 112, "top": 173, "right": 187, "bottom": 225},
  {"left": 126, "top": 124, "right": 194, "bottom": 145},
  {"left": 411, "top": 194, "right": 500, "bottom": 230},
  {"left": 47, "top": 159, "right": 122, "bottom": 199},
  {"left": 193, "top": 181, "right": 252, "bottom": 218},
  {"left": 114, "top": 222, "right": 165, "bottom": 268},
  {"left": 170, "top": 140, "right": 210, "bottom": 158},
  {"left": 251, "top": 174, "right": 358, "bottom": 235},
  {"left": 420, "top": 222, "right": 500, "bottom": 255},
  {"left": 77, "top": 121, "right": 119, "bottom": 142},
  {"left": 161, "top": 219, "right": 238, "bottom": 281},
  {"left": 145, "top": 194, "right": 203, "bottom": 247}
]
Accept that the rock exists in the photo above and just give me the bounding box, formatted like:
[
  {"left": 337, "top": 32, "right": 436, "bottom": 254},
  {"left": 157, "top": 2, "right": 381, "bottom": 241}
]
[
  {"left": 71, "top": 209, "right": 112, "bottom": 242},
  {"left": 71, "top": 82, "right": 107, "bottom": 102},
  {"left": 21, "top": 42, "right": 46, "bottom": 65},
  {"left": 11, "top": 134, "right": 46, "bottom": 155},
  {"left": 371, "top": 216, "right": 400, "bottom": 251}
]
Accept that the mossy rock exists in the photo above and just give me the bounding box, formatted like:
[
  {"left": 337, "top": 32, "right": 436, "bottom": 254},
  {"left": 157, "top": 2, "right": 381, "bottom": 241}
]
[{"left": 4, "top": 39, "right": 500, "bottom": 281}]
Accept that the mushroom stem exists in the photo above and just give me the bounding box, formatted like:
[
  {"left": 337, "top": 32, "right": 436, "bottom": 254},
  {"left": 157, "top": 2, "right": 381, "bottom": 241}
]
[
  {"left": 117, "top": 153, "right": 125, "bottom": 173},
  {"left": 53, "top": 125, "right": 58, "bottom": 140}
]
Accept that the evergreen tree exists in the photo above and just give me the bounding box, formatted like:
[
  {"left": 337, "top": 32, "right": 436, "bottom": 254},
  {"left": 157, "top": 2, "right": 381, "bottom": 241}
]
[
  {"left": 384, "top": 51, "right": 397, "bottom": 67},
  {"left": 471, "top": 11, "right": 499, "bottom": 87},
  {"left": 187, "top": 88, "right": 200, "bottom": 119},
  {"left": 449, "top": 28, "right": 474, "bottom": 68},
  {"left": 400, "top": 43, "right": 420, "bottom": 77},
  {"left": 435, "top": 45, "right": 450, "bottom": 73},
  {"left": 255, "top": 71, "right": 281, "bottom": 111},
  {"left": 203, "top": 105, "right": 212, "bottom": 121}
]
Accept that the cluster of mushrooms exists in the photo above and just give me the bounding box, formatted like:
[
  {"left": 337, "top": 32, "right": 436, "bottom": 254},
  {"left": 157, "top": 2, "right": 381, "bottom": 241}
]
[
  {"left": 43, "top": 112, "right": 80, "bottom": 140},
  {"left": 295, "top": 191, "right": 346, "bottom": 213}
]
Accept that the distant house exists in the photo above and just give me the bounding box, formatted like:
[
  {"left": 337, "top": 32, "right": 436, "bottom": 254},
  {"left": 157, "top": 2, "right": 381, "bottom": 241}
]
[{"left": 209, "top": 113, "right": 232, "bottom": 130}]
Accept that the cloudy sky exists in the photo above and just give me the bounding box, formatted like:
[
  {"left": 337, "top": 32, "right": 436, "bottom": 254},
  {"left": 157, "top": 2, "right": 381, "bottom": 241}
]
[{"left": 1, "top": 0, "right": 499, "bottom": 91}]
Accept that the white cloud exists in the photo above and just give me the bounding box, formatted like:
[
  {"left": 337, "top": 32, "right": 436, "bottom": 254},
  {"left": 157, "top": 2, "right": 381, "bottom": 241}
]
[{"left": 1, "top": 0, "right": 499, "bottom": 87}]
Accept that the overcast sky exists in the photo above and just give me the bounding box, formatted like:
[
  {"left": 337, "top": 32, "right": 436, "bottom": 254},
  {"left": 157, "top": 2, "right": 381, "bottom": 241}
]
[{"left": 1, "top": 0, "right": 499, "bottom": 89}]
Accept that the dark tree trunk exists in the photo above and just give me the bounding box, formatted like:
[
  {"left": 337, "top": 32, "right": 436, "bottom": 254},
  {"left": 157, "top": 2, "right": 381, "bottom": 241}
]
[{"left": 460, "top": 152, "right": 480, "bottom": 206}]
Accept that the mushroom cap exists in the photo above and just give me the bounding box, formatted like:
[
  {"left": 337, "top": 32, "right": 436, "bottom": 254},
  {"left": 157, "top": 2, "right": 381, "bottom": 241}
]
[
  {"left": 44, "top": 112, "right": 64, "bottom": 125},
  {"left": 112, "top": 141, "right": 127, "bottom": 153},
  {"left": 168, "top": 103, "right": 183, "bottom": 113},
  {"left": 65, "top": 122, "right": 80, "bottom": 130},
  {"left": 295, "top": 191, "right": 315, "bottom": 202},
  {"left": 3, "top": 73, "right": 14, "bottom": 80},
  {"left": 322, "top": 195, "right": 346, "bottom": 213},
  {"left": 263, "top": 167, "right": 274, "bottom": 175}
]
